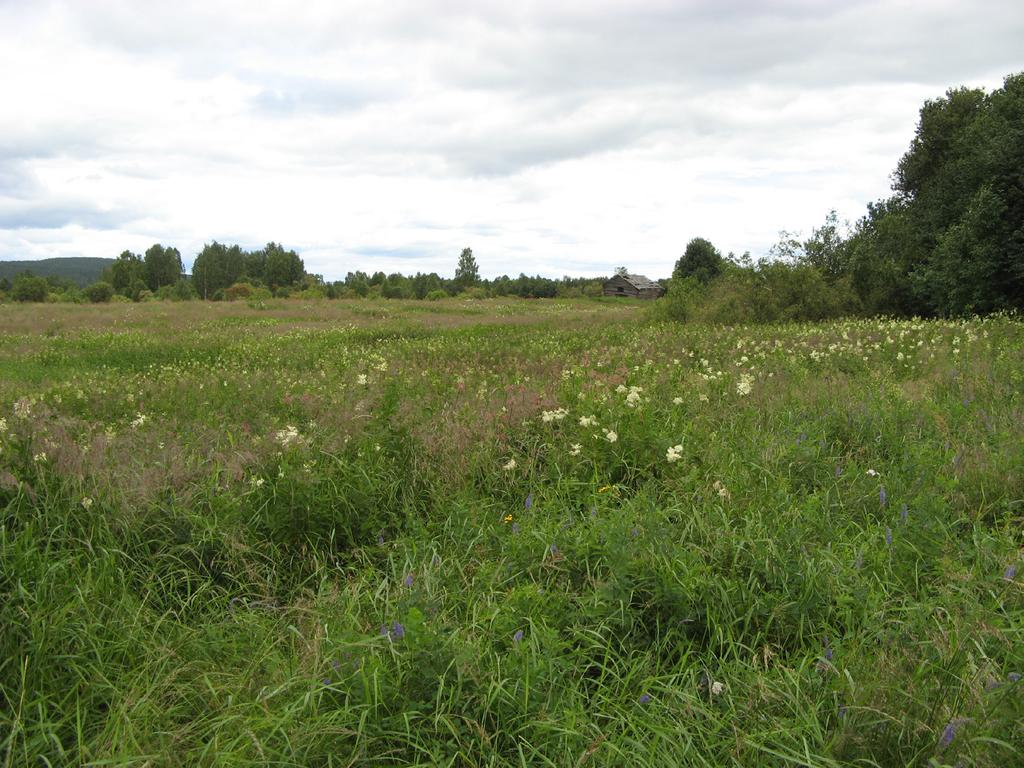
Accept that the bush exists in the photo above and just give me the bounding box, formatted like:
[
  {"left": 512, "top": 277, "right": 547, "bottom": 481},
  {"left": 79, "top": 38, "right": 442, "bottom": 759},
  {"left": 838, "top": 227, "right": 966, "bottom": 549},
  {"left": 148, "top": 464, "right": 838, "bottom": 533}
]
[
  {"left": 84, "top": 281, "right": 114, "bottom": 303},
  {"left": 425, "top": 289, "right": 448, "bottom": 301},
  {"left": 12, "top": 275, "right": 49, "bottom": 303},
  {"left": 223, "top": 283, "right": 253, "bottom": 301}
]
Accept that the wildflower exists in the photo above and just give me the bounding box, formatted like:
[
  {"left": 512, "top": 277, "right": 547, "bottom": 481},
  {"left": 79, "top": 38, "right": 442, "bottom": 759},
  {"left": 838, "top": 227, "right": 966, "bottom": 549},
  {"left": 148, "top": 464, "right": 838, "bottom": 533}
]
[
  {"left": 1004, "top": 564, "right": 1018, "bottom": 581},
  {"left": 698, "top": 393, "right": 709, "bottom": 403},
  {"left": 940, "top": 719, "right": 969, "bottom": 748},
  {"left": 879, "top": 486, "right": 887, "bottom": 506},
  {"left": 0, "top": 417, "right": 7, "bottom": 433},
  {"left": 81, "top": 497, "right": 93, "bottom": 510},
  {"left": 615, "top": 384, "right": 627, "bottom": 394},
  {"left": 625, "top": 389, "right": 642, "bottom": 407},
  {"left": 130, "top": 413, "right": 147, "bottom": 429},
  {"left": 866, "top": 469, "right": 879, "bottom": 477},
  {"left": 666, "top": 444, "right": 684, "bottom": 463},
  {"left": 511, "top": 522, "right": 520, "bottom": 534},
  {"left": 502, "top": 458, "right": 517, "bottom": 471},
  {"left": 569, "top": 443, "right": 582, "bottom": 456},
  {"left": 579, "top": 415, "right": 597, "bottom": 427},
  {"left": 823, "top": 636, "right": 833, "bottom": 662},
  {"left": 390, "top": 621, "right": 405, "bottom": 640},
  {"left": 835, "top": 464, "right": 843, "bottom": 478},
  {"left": 503, "top": 514, "right": 513, "bottom": 524},
  {"left": 549, "top": 543, "right": 558, "bottom": 554},
  {"left": 603, "top": 429, "right": 618, "bottom": 443},
  {"left": 513, "top": 629, "right": 524, "bottom": 643},
  {"left": 713, "top": 480, "right": 730, "bottom": 500},
  {"left": 885, "top": 527, "right": 893, "bottom": 546},
  {"left": 736, "top": 374, "right": 754, "bottom": 396},
  {"left": 275, "top": 425, "right": 301, "bottom": 447},
  {"left": 403, "top": 573, "right": 414, "bottom": 588},
  {"left": 525, "top": 493, "right": 533, "bottom": 510},
  {"left": 250, "top": 476, "right": 265, "bottom": 488},
  {"left": 900, "top": 503, "right": 908, "bottom": 523},
  {"left": 13, "top": 399, "right": 31, "bottom": 419},
  {"left": 638, "top": 693, "right": 651, "bottom": 704},
  {"left": 1009, "top": 672, "right": 1021, "bottom": 683},
  {"left": 541, "top": 408, "right": 569, "bottom": 423},
  {"left": 672, "top": 397, "right": 683, "bottom": 405},
  {"left": 357, "top": 374, "right": 368, "bottom": 385},
  {"left": 710, "top": 681, "right": 725, "bottom": 696},
  {"left": 32, "top": 452, "right": 46, "bottom": 463}
]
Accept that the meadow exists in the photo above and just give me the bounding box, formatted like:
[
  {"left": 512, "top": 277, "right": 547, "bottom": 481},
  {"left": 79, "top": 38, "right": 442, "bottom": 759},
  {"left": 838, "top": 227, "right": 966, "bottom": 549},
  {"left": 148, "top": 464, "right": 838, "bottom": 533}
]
[{"left": 0, "top": 297, "right": 1021, "bottom": 767}]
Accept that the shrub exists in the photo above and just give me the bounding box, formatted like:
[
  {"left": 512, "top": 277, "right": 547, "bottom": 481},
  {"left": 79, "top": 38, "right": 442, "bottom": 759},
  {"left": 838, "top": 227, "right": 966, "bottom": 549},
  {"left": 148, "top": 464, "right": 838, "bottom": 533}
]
[
  {"left": 84, "top": 281, "right": 114, "bottom": 303},
  {"left": 223, "top": 282, "right": 253, "bottom": 301},
  {"left": 12, "top": 274, "right": 49, "bottom": 302},
  {"left": 425, "top": 289, "right": 448, "bottom": 301}
]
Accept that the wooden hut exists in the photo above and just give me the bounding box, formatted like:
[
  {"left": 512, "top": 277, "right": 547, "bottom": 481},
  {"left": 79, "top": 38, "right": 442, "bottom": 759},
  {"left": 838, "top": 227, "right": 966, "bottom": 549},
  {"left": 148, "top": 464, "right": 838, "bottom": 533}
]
[{"left": 602, "top": 273, "right": 664, "bottom": 299}]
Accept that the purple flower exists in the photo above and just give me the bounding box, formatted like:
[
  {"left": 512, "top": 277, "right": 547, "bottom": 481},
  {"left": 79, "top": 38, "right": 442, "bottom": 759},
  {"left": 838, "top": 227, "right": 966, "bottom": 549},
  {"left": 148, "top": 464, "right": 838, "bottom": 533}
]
[
  {"left": 940, "top": 722, "right": 956, "bottom": 748},
  {"left": 511, "top": 522, "right": 520, "bottom": 534},
  {"left": 380, "top": 624, "right": 389, "bottom": 637},
  {"left": 879, "top": 486, "right": 887, "bottom": 506},
  {"left": 885, "top": 527, "right": 893, "bottom": 547},
  {"left": 823, "top": 636, "right": 833, "bottom": 662},
  {"left": 1004, "top": 564, "right": 1018, "bottom": 581},
  {"left": 549, "top": 543, "right": 558, "bottom": 554},
  {"left": 835, "top": 464, "right": 843, "bottom": 478},
  {"left": 432, "top": 554, "right": 441, "bottom": 566},
  {"left": 837, "top": 705, "right": 847, "bottom": 720},
  {"left": 513, "top": 629, "right": 524, "bottom": 643},
  {"left": 331, "top": 659, "right": 341, "bottom": 671},
  {"left": 1009, "top": 672, "right": 1021, "bottom": 683},
  {"left": 631, "top": 526, "right": 639, "bottom": 538},
  {"left": 638, "top": 693, "right": 651, "bottom": 704},
  {"left": 900, "top": 503, "right": 908, "bottom": 523},
  {"left": 589, "top": 506, "right": 597, "bottom": 518},
  {"left": 403, "top": 573, "right": 414, "bottom": 588},
  {"left": 322, "top": 677, "right": 332, "bottom": 686},
  {"left": 525, "top": 493, "right": 533, "bottom": 510},
  {"left": 391, "top": 621, "right": 405, "bottom": 640}
]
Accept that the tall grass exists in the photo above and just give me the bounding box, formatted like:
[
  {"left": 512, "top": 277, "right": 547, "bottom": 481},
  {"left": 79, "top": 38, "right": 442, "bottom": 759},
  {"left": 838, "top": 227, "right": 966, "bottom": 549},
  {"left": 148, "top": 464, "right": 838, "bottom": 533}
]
[{"left": 1, "top": 299, "right": 1021, "bottom": 766}]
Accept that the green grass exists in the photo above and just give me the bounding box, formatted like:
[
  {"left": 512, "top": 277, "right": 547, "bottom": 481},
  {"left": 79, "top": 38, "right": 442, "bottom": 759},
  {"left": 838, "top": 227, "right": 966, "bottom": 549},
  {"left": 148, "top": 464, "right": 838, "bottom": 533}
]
[{"left": 1, "top": 299, "right": 1022, "bottom": 766}]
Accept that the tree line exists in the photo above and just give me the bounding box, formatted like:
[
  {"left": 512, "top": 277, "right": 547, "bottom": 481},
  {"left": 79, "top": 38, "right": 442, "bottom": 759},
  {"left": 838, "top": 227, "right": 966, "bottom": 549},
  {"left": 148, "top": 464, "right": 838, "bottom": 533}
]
[
  {"left": 663, "top": 71, "right": 1023, "bottom": 322},
  {"left": 0, "top": 244, "right": 608, "bottom": 304}
]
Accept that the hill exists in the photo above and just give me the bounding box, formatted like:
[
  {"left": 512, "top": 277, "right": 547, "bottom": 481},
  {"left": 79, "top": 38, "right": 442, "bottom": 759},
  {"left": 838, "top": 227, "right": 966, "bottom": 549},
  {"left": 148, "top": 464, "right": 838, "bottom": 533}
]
[{"left": 0, "top": 257, "right": 115, "bottom": 287}]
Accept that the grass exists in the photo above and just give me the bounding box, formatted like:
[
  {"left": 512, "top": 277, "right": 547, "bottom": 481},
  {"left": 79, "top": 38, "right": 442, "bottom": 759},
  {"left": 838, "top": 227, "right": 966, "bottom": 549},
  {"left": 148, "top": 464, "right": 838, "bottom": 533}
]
[{"left": 0, "top": 297, "right": 1022, "bottom": 766}]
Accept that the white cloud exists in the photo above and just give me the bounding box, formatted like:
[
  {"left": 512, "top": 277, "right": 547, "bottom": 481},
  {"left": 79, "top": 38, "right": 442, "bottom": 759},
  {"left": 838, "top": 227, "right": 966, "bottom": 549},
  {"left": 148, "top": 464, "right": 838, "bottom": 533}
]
[{"left": 1, "top": 0, "right": 1022, "bottom": 279}]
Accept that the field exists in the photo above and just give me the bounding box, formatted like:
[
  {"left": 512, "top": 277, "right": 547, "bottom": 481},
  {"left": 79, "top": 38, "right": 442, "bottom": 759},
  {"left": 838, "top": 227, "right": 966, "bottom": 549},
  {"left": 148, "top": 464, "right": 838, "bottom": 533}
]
[{"left": 1, "top": 298, "right": 1022, "bottom": 767}]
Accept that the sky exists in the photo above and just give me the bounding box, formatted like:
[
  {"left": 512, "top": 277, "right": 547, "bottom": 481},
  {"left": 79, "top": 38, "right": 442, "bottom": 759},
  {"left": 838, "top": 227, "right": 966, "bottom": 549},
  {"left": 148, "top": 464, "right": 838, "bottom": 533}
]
[{"left": 1, "top": 1, "right": 1022, "bottom": 281}]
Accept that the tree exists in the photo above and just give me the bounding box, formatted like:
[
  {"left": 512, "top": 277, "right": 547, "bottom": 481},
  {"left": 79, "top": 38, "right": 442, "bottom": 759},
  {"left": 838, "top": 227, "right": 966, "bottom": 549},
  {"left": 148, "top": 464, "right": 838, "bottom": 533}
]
[
  {"left": 673, "top": 238, "right": 724, "bottom": 284},
  {"left": 454, "top": 247, "right": 479, "bottom": 290},
  {"left": 106, "top": 250, "right": 144, "bottom": 295},
  {"left": 191, "top": 242, "right": 245, "bottom": 299},
  {"left": 615, "top": 266, "right": 629, "bottom": 276},
  {"left": 262, "top": 242, "right": 305, "bottom": 289},
  {"left": 143, "top": 244, "right": 183, "bottom": 292}
]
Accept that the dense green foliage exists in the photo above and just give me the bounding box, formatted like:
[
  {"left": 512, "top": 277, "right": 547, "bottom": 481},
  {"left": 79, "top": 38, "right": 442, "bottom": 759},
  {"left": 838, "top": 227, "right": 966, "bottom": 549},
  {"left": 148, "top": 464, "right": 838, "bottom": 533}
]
[
  {"left": 0, "top": 300, "right": 1021, "bottom": 766},
  {"left": 0, "top": 257, "right": 114, "bottom": 288},
  {"left": 673, "top": 238, "right": 724, "bottom": 285}
]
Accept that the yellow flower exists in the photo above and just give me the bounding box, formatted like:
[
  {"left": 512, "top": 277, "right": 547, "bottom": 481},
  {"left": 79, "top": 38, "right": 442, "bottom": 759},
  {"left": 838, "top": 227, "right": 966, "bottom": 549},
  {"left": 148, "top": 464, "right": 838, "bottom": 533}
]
[{"left": 503, "top": 514, "right": 513, "bottom": 523}]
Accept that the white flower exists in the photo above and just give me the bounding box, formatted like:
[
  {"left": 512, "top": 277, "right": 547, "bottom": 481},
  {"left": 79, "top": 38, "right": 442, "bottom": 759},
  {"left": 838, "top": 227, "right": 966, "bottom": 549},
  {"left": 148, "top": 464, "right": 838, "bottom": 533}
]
[
  {"left": 32, "top": 451, "right": 47, "bottom": 463},
  {"left": 698, "top": 393, "right": 709, "bottom": 403},
  {"left": 672, "top": 397, "right": 684, "bottom": 405},
  {"left": 81, "top": 497, "right": 93, "bottom": 510},
  {"left": 570, "top": 443, "right": 582, "bottom": 456},
  {"left": 541, "top": 408, "right": 569, "bottom": 423},
  {"left": 275, "top": 425, "right": 301, "bottom": 447},
  {"left": 625, "top": 390, "right": 642, "bottom": 407},
  {"left": 130, "top": 413, "right": 148, "bottom": 429},
  {"left": 357, "top": 374, "right": 369, "bottom": 385},
  {"left": 502, "top": 458, "right": 517, "bottom": 471},
  {"left": 866, "top": 469, "right": 879, "bottom": 477},
  {"left": 250, "top": 476, "right": 265, "bottom": 488},
  {"left": 579, "top": 415, "right": 597, "bottom": 427},
  {"left": 711, "top": 681, "right": 725, "bottom": 696},
  {"left": 13, "top": 399, "right": 31, "bottom": 419},
  {"left": 736, "top": 374, "right": 754, "bottom": 396},
  {"left": 603, "top": 429, "right": 618, "bottom": 444},
  {"left": 666, "top": 444, "right": 683, "bottom": 463},
  {"left": 713, "top": 480, "right": 730, "bottom": 500},
  {"left": 615, "top": 384, "right": 627, "bottom": 393}
]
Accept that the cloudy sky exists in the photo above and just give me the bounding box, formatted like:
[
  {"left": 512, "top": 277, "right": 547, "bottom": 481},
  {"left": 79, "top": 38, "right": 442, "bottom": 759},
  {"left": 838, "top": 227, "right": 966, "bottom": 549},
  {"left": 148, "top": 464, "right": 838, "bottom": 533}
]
[{"left": 1, "top": 1, "right": 1022, "bottom": 280}]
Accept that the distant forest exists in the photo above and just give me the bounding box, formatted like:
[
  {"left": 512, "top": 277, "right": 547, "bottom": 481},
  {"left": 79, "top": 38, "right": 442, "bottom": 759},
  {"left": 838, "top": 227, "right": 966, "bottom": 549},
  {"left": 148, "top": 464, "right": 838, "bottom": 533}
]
[
  {"left": 0, "top": 257, "right": 113, "bottom": 287},
  {"left": 2, "top": 72, "right": 1021, "bottom": 319}
]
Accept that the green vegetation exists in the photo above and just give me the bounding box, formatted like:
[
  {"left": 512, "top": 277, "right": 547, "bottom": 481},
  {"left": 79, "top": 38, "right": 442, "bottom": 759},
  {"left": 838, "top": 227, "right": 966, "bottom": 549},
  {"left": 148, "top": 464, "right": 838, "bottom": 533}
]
[
  {"left": 1, "top": 299, "right": 1021, "bottom": 766},
  {"left": 0, "top": 258, "right": 114, "bottom": 288}
]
